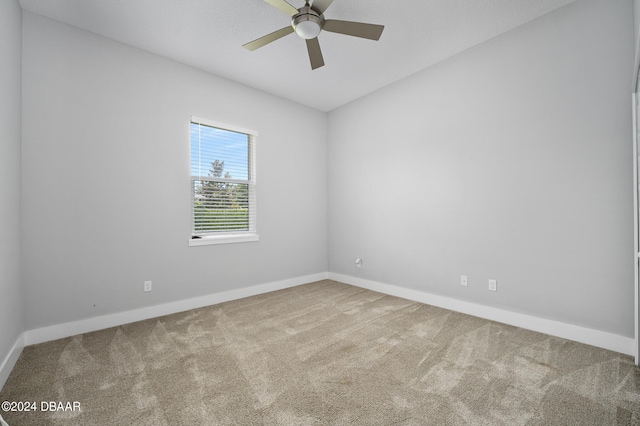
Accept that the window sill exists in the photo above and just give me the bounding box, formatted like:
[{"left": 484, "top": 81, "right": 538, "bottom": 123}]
[{"left": 189, "top": 233, "right": 260, "bottom": 247}]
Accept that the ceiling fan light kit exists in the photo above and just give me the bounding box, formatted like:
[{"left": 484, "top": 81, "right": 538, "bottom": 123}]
[
  {"left": 243, "top": 0, "right": 384, "bottom": 70},
  {"left": 293, "top": 6, "right": 323, "bottom": 39}
]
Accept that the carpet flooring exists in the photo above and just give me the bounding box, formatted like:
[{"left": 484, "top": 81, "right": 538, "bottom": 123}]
[{"left": 1, "top": 280, "right": 639, "bottom": 425}]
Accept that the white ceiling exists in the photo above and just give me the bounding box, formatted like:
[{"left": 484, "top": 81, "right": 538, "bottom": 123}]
[{"left": 19, "top": 0, "right": 576, "bottom": 112}]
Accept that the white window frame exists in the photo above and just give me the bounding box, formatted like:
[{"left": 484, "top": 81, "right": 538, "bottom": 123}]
[{"left": 189, "top": 116, "right": 258, "bottom": 246}]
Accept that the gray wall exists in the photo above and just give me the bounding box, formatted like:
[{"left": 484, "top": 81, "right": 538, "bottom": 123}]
[
  {"left": 635, "top": 0, "right": 640, "bottom": 51},
  {"left": 635, "top": 0, "right": 640, "bottom": 90},
  {"left": 16, "top": 0, "right": 636, "bottom": 341},
  {"left": 21, "top": 13, "right": 328, "bottom": 330},
  {"left": 0, "top": 0, "right": 24, "bottom": 365},
  {"left": 328, "top": 0, "right": 635, "bottom": 337}
]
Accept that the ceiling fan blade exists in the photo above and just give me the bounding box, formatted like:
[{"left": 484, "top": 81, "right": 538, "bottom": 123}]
[
  {"left": 323, "top": 19, "right": 384, "bottom": 41},
  {"left": 306, "top": 37, "right": 325, "bottom": 70},
  {"left": 243, "top": 26, "right": 294, "bottom": 51},
  {"left": 265, "top": 0, "right": 299, "bottom": 16},
  {"left": 311, "top": 0, "right": 334, "bottom": 15}
]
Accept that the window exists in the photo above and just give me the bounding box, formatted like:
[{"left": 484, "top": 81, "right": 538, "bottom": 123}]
[{"left": 189, "top": 117, "right": 258, "bottom": 246}]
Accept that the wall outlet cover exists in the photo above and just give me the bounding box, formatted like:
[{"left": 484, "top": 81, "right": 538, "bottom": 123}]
[{"left": 488, "top": 279, "right": 497, "bottom": 292}]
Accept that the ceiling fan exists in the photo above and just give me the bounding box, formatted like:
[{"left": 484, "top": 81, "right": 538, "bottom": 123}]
[{"left": 243, "top": 0, "right": 384, "bottom": 70}]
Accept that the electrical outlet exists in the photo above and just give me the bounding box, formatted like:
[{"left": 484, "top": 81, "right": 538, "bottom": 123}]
[
  {"left": 460, "top": 275, "right": 468, "bottom": 287},
  {"left": 488, "top": 279, "right": 497, "bottom": 292},
  {"left": 144, "top": 281, "right": 152, "bottom": 292},
  {"left": 355, "top": 258, "right": 362, "bottom": 268}
]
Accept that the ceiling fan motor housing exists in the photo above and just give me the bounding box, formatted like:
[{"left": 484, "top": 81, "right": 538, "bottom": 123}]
[{"left": 292, "top": 6, "right": 323, "bottom": 39}]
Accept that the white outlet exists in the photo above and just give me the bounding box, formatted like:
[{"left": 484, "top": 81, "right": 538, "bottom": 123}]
[
  {"left": 355, "top": 258, "right": 362, "bottom": 268},
  {"left": 144, "top": 281, "right": 152, "bottom": 292},
  {"left": 488, "top": 279, "right": 497, "bottom": 292},
  {"left": 460, "top": 275, "right": 468, "bottom": 287}
]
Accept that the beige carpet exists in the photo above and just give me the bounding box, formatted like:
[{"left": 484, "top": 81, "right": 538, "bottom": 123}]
[{"left": 1, "top": 280, "right": 639, "bottom": 425}]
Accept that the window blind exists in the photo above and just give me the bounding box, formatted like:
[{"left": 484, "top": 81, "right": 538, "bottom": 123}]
[{"left": 190, "top": 118, "right": 256, "bottom": 237}]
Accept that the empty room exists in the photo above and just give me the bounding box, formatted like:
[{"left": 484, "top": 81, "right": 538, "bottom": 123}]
[{"left": 1, "top": 0, "right": 640, "bottom": 424}]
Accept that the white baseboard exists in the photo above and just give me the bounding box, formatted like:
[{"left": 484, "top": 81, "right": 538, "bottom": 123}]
[
  {"left": 24, "top": 272, "right": 329, "bottom": 346},
  {"left": 17, "top": 271, "right": 636, "bottom": 358},
  {"left": 329, "top": 273, "right": 635, "bottom": 356},
  {"left": 0, "top": 333, "right": 24, "bottom": 391}
]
